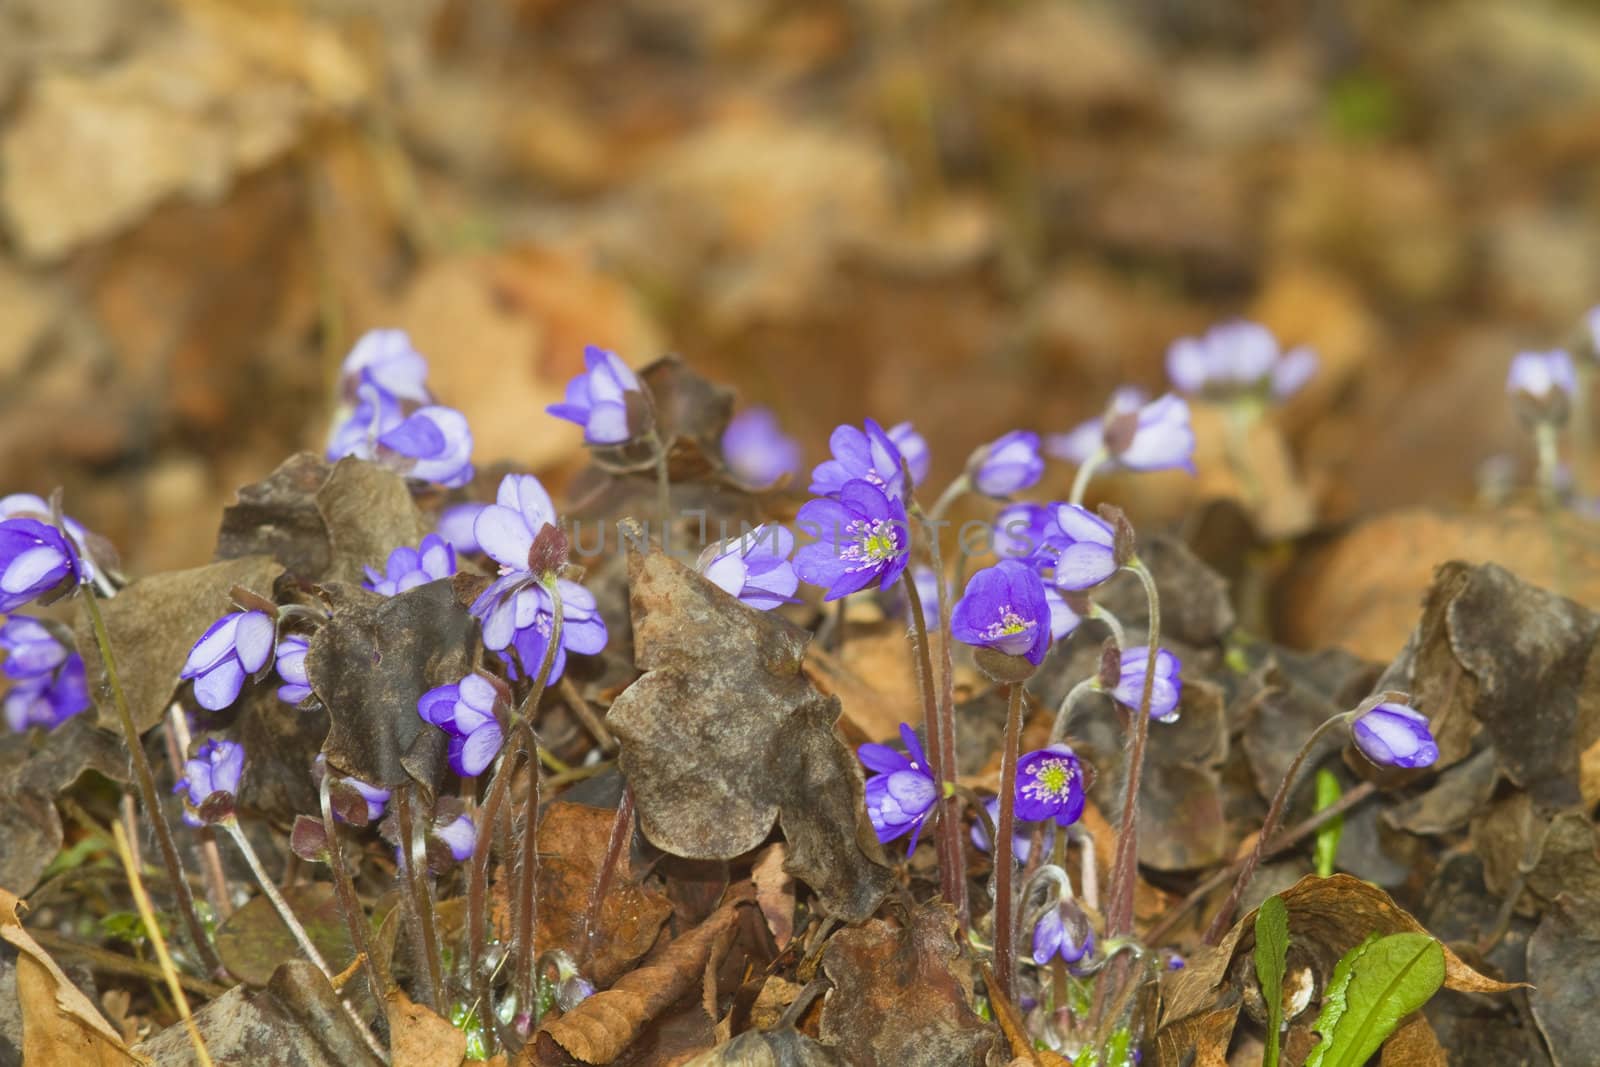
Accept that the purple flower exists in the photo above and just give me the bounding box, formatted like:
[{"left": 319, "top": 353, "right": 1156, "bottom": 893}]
[
  {"left": 697, "top": 525, "right": 799, "bottom": 610},
  {"left": 418, "top": 672, "right": 505, "bottom": 778},
  {"left": 1015, "top": 744, "right": 1086, "bottom": 826},
  {"left": 436, "top": 502, "right": 486, "bottom": 555},
  {"left": 1351, "top": 702, "right": 1438, "bottom": 769},
  {"left": 950, "top": 560, "right": 1053, "bottom": 666},
  {"left": 3, "top": 652, "right": 89, "bottom": 732},
  {"left": 433, "top": 813, "right": 476, "bottom": 862},
  {"left": 0, "top": 518, "right": 81, "bottom": 613},
  {"left": 1, "top": 617, "right": 70, "bottom": 679},
  {"left": 809, "top": 419, "right": 907, "bottom": 498},
  {"left": 175, "top": 739, "right": 245, "bottom": 826},
  {"left": 994, "top": 503, "right": 1059, "bottom": 567},
  {"left": 1107, "top": 648, "right": 1182, "bottom": 723},
  {"left": 1033, "top": 903, "right": 1095, "bottom": 966},
  {"left": 970, "top": 795, "right": 1053, "bottom": 864},
  {"left": 473, "top": 474, "right": 560, "bottom": 575},
  {"left": 887, "top": 422, "right": 930, "bottom": 488},
  {"left": 364, "top": 534, "right": 457, "bottom": 596},
  {"left": 859, "top": 723, "right": 939, "bottom": 850},
  {"left": 1046, "top": 505, "right": 1119, "bottom": 591},
  {"left": 275, "top": 635, "right": 312, "bottom": 705},
  {"left": 499, "top": 579, "right": 604, "bottom": 681},
  {"left": 327, "top": 383, "right": 475, "bottom": 488},
  {"left": 547, "top": 345, "right": 643, "bottom": 445},
  {"left": 1506, "top": 350, "right": 1577, "bottom": 402},
  {"left": 1046, "top": 388, "right": 1147, "bottom": 466},
  {"left": 312, "top": 754, "right": 391, "bottom": 823},
  {"left": 969, "top": 431, "right": 1045, "bottom": 498},
  {"left": 0, "top": 496, "right": 96, "bottom": 583},
  {"left": 794, "top": 479, "right": 911, "bottom": 601},
  {"left": 180, "top": 610, "right": 276, "bottom": 711},
  {"left": 339, "top": 329, "right": 432, "bottom": 403},
  {"left": 722, "top": 407, "right": 802, "bottom": 487},
  {"left": 1044, "top": 587, "right": 1083, "bottom": 641},
  {"left": 1166, "top": 320, "right": 1318, "bottom": 402}
]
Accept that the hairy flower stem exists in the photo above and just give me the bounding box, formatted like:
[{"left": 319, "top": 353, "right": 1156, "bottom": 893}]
[
  {"left": 1106, "top": 560, "right": 1160, "bottom": 938},
  {"left": 1535, "top": 421, "right": 1562, "bottom": 509},
  {"left": 82, "top": 590, "right": 223, "bottom": 977},
  {"left": 1223, "top": 403, "right": 1264, "bottom": 509},
  {"left": 586, "top": 785, "right": 635, "bottom": 951},
  {"left": 926, "top": 475, "right": 969, "bottom": 522},
  {"left": 1201, "top": 713, "right": 1349, "bottom": 945},
  {"left": 1068, "top": 447, "right": 1108, "bottom": 507},
  {"left": 513, "top": 579, "right": 563, "bottom": 1035},
  {"left": 396, "top": 785, "right": 444, "bottom": 1009},
  {"left": 927, "top": 528, "right": 967, "bottom": 926},
  {"left": 900, "top": 567, "right": 962, "bottom": 917},
  {"left": 1574, "top": 362, "right": 1593, "bottom": 498},
  {"left": 467, "top": 745, "right": 520, "bottom": 1057},
  {"left": 319, "top": 777, "right": 388, "bottom": 1011},
  {"left": 1049, "top": 679, "right": 1098, "bottom": 744},
  {"left": 993, "top": 682, "right": 1025, "bottom": 1006}
]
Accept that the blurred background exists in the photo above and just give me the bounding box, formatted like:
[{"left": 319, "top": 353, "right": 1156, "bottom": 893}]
[{"left": 2, "top": 0, "right": 1599, "bottom": 591}]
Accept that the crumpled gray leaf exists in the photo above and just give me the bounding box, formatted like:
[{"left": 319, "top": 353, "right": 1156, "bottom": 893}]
[
  {"left": 306, "top": 579, "right": 471, "bottom": 791},
  {"left": 605, "top": 533, "right": 892, "bottom": 922},
  {"left": 74, "top": 555, "right": 285, "bottom": 732}
]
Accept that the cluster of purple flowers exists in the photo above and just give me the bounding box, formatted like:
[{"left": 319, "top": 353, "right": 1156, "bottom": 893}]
[
  {"left": 418, "top": 671, "right": 506, "bottom": 778},
  {"left": 1, "top": 617, "right": 89, "bottom": 732},
  {"left": 326, "top": 330, "right": 475, "bottom": 488}
]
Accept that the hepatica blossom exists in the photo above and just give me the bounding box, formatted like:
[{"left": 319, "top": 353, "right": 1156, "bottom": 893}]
[
  {"left": 697, "top": 525, "right": 798, "bottom": 610},
  {"left": 1506, "top": 350, "right": 1577, "bottom": 424},
  {"left": 994, "top": 502, "right": 1059, "bottom": 567},
  {"left": 1166, "top": 320, "right": 1318, "bottom": 403},
  {"left": 1351, "top": 702, "right": 1438, "bottom": 769},
  {"left": 0, "top": 518, "right": 81, "bottom": 613},
  {"left": 275, "top": 635, "right": 312, "bottom": 705},
  {"left": 1034, "top": 902, "right": 1095, "bottom": 967},
  {"left": 326, "top": 331, "right": 474, "bottom": 488},
  {"left": 0, "top": 495, "right": 96, "bottom": 584},
  {"left": 436, "top": 502, "right": 486, "bottom": 555},
  {"left": 1104, "top": 648, "right": 1182, "bottom": 723},
  {"left": 810, "top": 419, "right": 907, "bottom": 497},
  {"left": 1046, "top": 392, "right": 1195, "bottom": 474},
  {"left": 181, "top": 610, "right": 277, "bottom": 711},
  {"left": 176, "top": 739, "right": 245, "bottom": 826},
  {"left": 469, "top": 474, "right": 607, "bottom": 682},
  {"left": 887, "top": 422, "right": 930, "bottom": 488},
  {"left": 795, "top": 479, "right": 910, "bottom": 600},
  {"left": 950, "top": 560, "right": 1053, "bottom": 667},
  {"left": 364, "top": 534, "right": 457, "bottom": 596},
  {"left": 859, "top": 723, "right": 939, "bottom": 850},
  {"left": 969, "top": 431, "right": 1045, "bottom": 498},
  {"left": 1015, "top": 744, "right": 1086, "bottom": 826},
  {"left": 2, "top": 617, "right": 88, "bottom": 732},
  {"left": 722, "top": 407, "right": 802, "bottom": 487},
  {"left": 971, "top": 795, "right": 1054, "bottom": 864},
  {"left": 419, "top": 672, "right": 505, "bottom": 777},
  {"left": 313, "top": 754, "right": 391, "bottom": 824},
  {"left": 1047, "top": 504, "right": 1120, "bottom": 591},
  {"left": 547, "top": 345, "right": 644, "bottom": 445}
]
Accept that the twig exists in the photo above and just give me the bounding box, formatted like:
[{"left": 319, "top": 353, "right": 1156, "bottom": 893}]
[
  {"left": 112, "top": 821, "right": 214, "bottom": 1067},
  {"left": 559, "top": 676, "right": 616, "bottom": 753}
]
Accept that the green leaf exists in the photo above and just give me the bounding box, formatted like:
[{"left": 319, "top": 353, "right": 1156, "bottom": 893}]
[
  {"left": 1313, "top": 770, "right": 1344, "bottom": 877},
  {"left": 1254, "top": 895, "right": 1290, "bottom": 1067},
  {"left": 1306, "top": 932, "right": 1446, "bottom": 1067}
]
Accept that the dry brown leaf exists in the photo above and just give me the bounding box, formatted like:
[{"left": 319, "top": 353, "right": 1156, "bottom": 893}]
[
  {"left": 0, "top": 888, "right": 145, "bottom": 1065},
  {"left": 533, "top": 886, "right": 753, "bottom": 1065},
  {"left": 1161, "top": 874, "right": 1518, "bottom": 1030},
  {"left": 1152, "top": 998, "right": 1238, "bottom": 1067},
  {"left": 801, "top": 629, "right": 921, "bottom": 743},
  {"left": 818, "top": 903, "right": 999, "bottom": 1066},
  {"left": 751, "top": 844, "right": 796, "bottom": 950},
  {"left": 534, "top": 802, "right": 672, "bottom": 987},
  {"left": 1379, "top": 1011, "right": 1448, "bottom": 1067},
  {"left": 606, "top": 538, "right": 892, "bottom": 922},
  {"left": 386, "top": 989, "right": 466, "bottom": 1067},
  {"left": 1282, "top": 508, "right": 1600, "bottom": 661}
]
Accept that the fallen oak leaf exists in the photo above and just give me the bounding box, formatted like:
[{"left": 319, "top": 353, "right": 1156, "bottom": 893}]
[
  {"left": 605, "top": 532, "right": 892, "bottom": 922},
  {"left": 386, "top": 989, "right": 466, "bottom": 1067},
  {"left": 531, "top": 884, "right": 755, "bottom": 1064},
  {"left": 0, "top": 887, "right": 146, "bottom": 1065}
]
